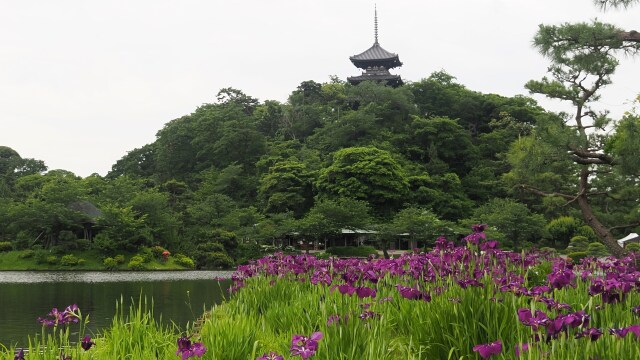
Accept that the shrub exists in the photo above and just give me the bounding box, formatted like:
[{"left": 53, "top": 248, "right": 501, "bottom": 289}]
[
  {"left": 587, "top": 242, "right": 609, "bottom": 257},
  {"left": 151, "top": 245, "right": 168, "bottom": 259},
  {"left": 103, "top": 257, "right": 118, "bottom": 270},
  {"left": 137, "top": 247, "right": 154, "bottom": 263},
  {"left": 77, "top": 259, "right": 86, "bottom": 266},
  {"left": 34, "top": 250, "right": 48, "bottom": 264},
  {"left": 94, "top": 233, "right": 118, "bottom": 256},
  {"left": 325, "top": 246, "right": 378, "bottom": 258},
  {"left": 567, "top": 251, "right": 589, "bottom": 263},
  {"left": 0, "top": 241, "right": 13, "bottom": 252},
  {"left": 231, "top": 243, "right": 266, "bottom": 265},
  {"left": 315, "top": 252, "right": 331, "bottom": 260},
  {"left": 201, "top": 252, "right": 234, "bottom": 270},
  {"left": 46, "top": 255, "right": 59, "bottom": 265},
  {"left": 75, "top": 239, "right": 91, "bottom": 250},
  {"left": 114, "top": 254, "right": 125, "bottom": 264},
  {"left": 567, "top": 236, "right": 590, "bottom": 252},
  {"left": 18, "top": 249, "right": 35, "bottom": 259},
  {"left": 127, "top": 255, "right": 146, "bottom": 270},
  {"left": 174, "top": 254, "right": 195, "bottom": 269},
  {"left": 60, "top": 254, "right": 80, "bottom": 266},
  {"left": 625, "top": 242, "right": 640, "bottom": 252}
]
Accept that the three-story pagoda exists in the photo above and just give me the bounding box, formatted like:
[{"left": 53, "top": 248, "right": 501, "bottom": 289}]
[{"left": 347, "top": 7, "right": 403, "bottom": 87}]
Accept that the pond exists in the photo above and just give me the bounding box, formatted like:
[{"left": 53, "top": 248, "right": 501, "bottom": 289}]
[{"left": 0, "top": 271, "right": 233, "bottom": 348}]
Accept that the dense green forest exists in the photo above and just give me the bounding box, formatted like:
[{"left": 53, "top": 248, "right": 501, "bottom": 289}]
[{"left": 1, "top": 69, "right": 639, "bottom": 268}]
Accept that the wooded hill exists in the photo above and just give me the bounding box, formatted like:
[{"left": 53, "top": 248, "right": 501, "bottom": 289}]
[{"left": 1, "top": 71, "right": 638, "bottom": 267}]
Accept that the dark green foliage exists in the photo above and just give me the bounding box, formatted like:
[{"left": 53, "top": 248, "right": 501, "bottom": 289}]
[
  {"left": 567, "top": 236, "right": 590, "bottom": 252},
  {"left": 325, "top": 246, "right": 378, "bottom": 258},
  {"left": 199, "top": 252, "right": 234, "bottom": 270}
]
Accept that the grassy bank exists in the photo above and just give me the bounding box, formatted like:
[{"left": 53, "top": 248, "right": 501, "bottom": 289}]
[{"left": 0, "top": 249, "right": 190, "bottom": 271}]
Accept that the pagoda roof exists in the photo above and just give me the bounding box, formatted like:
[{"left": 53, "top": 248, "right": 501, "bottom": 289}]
[
  {"left": 347, "top": 73, "right": 403, "bottom": 87},
  {"left": 350, "top": 42, "right": 402, "bottom": 69}
]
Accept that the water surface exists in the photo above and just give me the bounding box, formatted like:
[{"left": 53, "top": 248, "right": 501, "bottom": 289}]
[{"left": 0, "top": 271, "right": 232, "bottom": 347}]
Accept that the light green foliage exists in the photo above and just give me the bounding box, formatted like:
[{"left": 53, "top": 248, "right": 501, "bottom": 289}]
[
  {"left": 60, "top": 254, "right": 81, "bottom": 266},
  {"left": 173, "top": 254, "right": 195, "bottom": 269},
  {"left": 0, "top": 241, "right": 12, "bottom": 252},
  {"left": 471, "top": 198, "right": 545, "bottom": 251},
  {"left": 258, "top": 159, "right": 313, "bottom": 216},
  {"left": 297, "top": 198, "right": 373, "bottom": 240},
  {"left": 316, "top": 146, "right": 408, "bottom": 215},
  {"left": 127, "top": 255, "right": 146, "bottom": 270},
  {"left": 568, "top": 235, "right": 590, "bottom": 252},
  {"left": 625, "top": 242, "right": 640, "bottom": 252},
  {"left": 587, "top": 242, "right": 610, "bottom": 257},
  {"left": 546, "top": 216, "right": 580, "bottom": 249},
  {"left": 103, "top": 257, "right": 118, "bottom": 270}
]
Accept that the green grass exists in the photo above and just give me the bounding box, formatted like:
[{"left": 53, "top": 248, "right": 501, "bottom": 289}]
[{"left": 0, "top": 250, "right": 189, "bottom": 271}]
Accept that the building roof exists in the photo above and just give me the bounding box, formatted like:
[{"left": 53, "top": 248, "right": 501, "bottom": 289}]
[
  {"left": 347, "top": 72, "right": 403, "bottom": 87},
  {"left": 350, "top": 42, "right": 402, "bottom": 69},
  {"left": 617, "top": 233, "right": 639, "bottom": 246}
]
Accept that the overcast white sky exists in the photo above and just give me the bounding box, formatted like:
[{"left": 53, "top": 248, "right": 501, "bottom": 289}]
[{"left": 1, "top": 0, "right": 638, "bottom": 177}]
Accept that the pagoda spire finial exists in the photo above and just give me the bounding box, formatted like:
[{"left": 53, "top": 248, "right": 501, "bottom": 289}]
[{"left": 374, "top": 4, "right": 379, "bottom": 44}]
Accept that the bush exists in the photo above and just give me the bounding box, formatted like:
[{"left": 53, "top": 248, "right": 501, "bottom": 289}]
[
  {"left": 151, "top": 245, "right": 168, "bottom": 259},
  {"left": 34, "top": 250, "right": 48, "bottom": 264},
  {"left": 315, "top": 252, "right": 331, "bottom": 260},
  {"left": 114, "top": 254, "right": 126, "bottom": 264},
  {"left": 200, "top": 252, "right": 234, "bottom": 270},
  {"left": 46, "top": 255, "right": 59, "bottom": 265},
  {"left": 567, "top": 236, "right": 590, "bottom": 252},
  {"left": 587, "top": 242, "right": 609, "bottom": 257},
  {"left": 625, "top": 242, "right": 640, "bottom": 252},
  {"left": 60, "top": 254, "right": 80, "bottom": 266},
  {"left": 325, "top": 246, "right": 378, "bottom": 258},
  {"left": 94, "top": 233, "right": 118, "bottom": 256},
  {"left": 567, "top": 251, "right": 589, "bottom": 263},
  {"left": 103, "top": 257, "right": 118, "bottom": 270},
  {"left": 174, "top": 254, "right": 195, "bottom": 269},
  {"left": 137, "top": 247, "right": 154, "bottom": 263},
  {"left": 0, "top": 241, "right": 13, "bottom": 252},
  {"left": 127, "top": 255, "right": 146, "bottom": 270},
  {"left": 75, "top": 239, "right": 91, "bottom": 251},
  {"left": 231, "top": 243, "right": 266, "bottom": 265},
  {"left": 18, "top": 249, "right": 35, "bottom": 259}
]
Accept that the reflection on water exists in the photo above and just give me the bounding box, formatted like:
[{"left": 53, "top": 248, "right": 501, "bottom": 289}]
[{"left": 0, "top": 271, "right": 233, "bottom": 348}]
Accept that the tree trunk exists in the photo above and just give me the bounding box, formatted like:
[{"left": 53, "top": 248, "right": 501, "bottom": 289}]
[{"left": 577, "top": 170, "right": 627, "bottom": 258}]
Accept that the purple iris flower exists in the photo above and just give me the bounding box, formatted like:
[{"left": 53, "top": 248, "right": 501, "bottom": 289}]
[
  {"left": 609, "top": 325, "right": 640, "bottom": 338},
  {"left": 290, "top": 332, "right": 322, "bottom": 359},
  {"left": 396, "top": 285, "right": 431, "bottom": 301},
  {"left": 38, "top": 304, "right": 81, "bottom": 327},
  {"left": 517, "top": 308, "right": 549, "bottom": 330},
  {"left": 355, "top": 286, "right": 377, "bottom": 299},
  {"left": 256, "top": 352, "right": 284, "bottom": 360},
  {"left": 514, "top": 343, "right": 529, "bottom": 357},
  {"left": 81, "top": 335, "right": 95, "bottom": 351},
  {"left": 472, "top": 340, "right": 502, "bottom": 359},
  {"left": 176, "top": 336, "right": 207, "bottom": 359},
  {"left": 575, "top": 328, "right": 603, "bottom": 341},
  {"left": 14, "top": 349, "right": 25, "bottom": 360}
]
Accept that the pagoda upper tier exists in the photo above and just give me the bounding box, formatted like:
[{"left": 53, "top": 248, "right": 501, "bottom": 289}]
[{"left": 349, "top": 42, "right": 402, "bottom": 70}]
